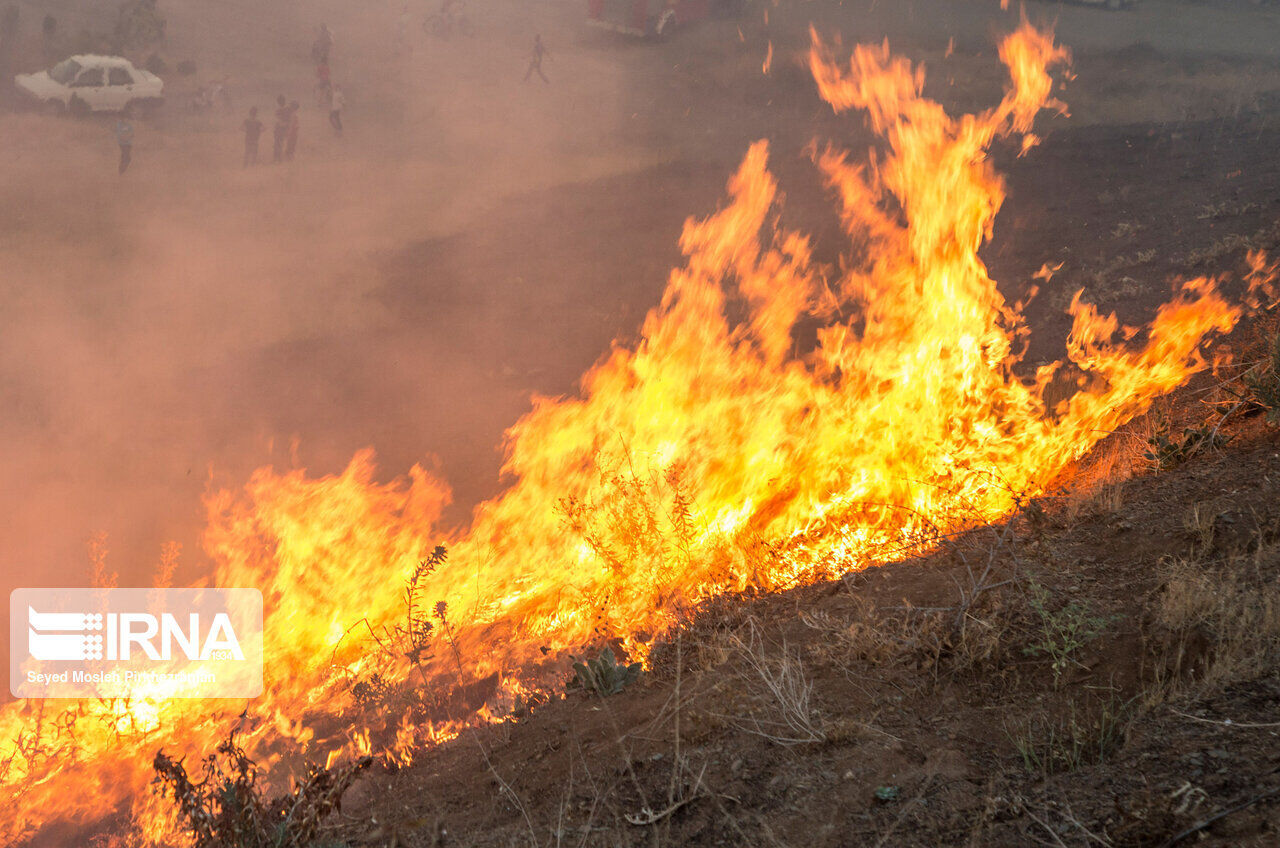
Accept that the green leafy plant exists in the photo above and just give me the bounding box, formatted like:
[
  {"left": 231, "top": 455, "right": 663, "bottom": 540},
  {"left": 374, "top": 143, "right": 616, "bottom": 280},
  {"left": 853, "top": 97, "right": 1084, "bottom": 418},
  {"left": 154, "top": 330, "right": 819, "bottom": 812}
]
[
  {"left": 570, "top": 646, "right": 642, "bottom": 697},
  {"left": 1144, "top": 423, "right": 1228, "bottom": 470},
  {"left": 1022, "top": 581, "right": 1114, "bottom": 684}
]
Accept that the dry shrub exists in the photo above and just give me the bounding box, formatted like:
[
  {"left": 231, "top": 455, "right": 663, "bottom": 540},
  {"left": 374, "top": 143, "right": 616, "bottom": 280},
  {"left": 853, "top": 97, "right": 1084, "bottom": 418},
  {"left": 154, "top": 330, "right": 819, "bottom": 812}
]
[
  {"left": 1149, "top": 544, "right": 1280, "bottom": 696},
  {"left": 836, "top": 600, "right": 948, "bottom": 669},
  {"left": 1059, "top": 430, "right": 1146, "bottom": 522},
  {"left": 153, "top": 729, "right": 371, "bottom": 848},
  {"left": 648, "top": 591, "right": 759, "bottom": 676},
  {"left": 804, "top": 591, "right": 1013, "bottom": 682},
  {"left": 558, "top": 457, "right": 792, "bottom": 647},
  {"left": 721, "top": 622, "right": 826, "bottom": 746}
]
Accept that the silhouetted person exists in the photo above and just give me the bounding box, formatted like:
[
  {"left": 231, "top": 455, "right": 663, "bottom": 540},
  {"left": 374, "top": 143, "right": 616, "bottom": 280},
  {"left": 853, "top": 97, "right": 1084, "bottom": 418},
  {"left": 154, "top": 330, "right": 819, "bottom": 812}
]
[
  {"left": 0, "top": 5, "right": 19, "bottom": 75},
  {"left": 242, "top": 106, "right": 263, "bottom": 166},
  {"left": 272, "top": 95, "right": 288, "bottom": 162},
  {"left": 312, "top": 23, "right": 333, "bottom": 64},
  {"left": 315, "top": 57, "right": 331, "bottom": 107},
  {"left": 115, "top": 119, "right": 133, "bottom": 174},
  {"left": 0, "top": 5, "right": 18, "bottom": 43},
  {"left": 329, "top": 85, "right": 344, "bottom": 136},
  {"left": 284, "top": 101, "right": 300, "bottom": 160},
  {"left": 40, "top": 13, "right": 57, "bottom": 63},
  {"left": 0, "top": 5, "right": 18, "bottom": 41},
  {"left": 524, "top": 34, "right": 548, "bottom": 83}
]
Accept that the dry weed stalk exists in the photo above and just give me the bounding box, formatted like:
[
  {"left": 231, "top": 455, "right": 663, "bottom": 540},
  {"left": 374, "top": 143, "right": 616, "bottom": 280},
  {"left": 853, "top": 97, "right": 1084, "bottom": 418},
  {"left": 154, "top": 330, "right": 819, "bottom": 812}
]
[
  {"left": 152, "top": 728, "right": 372, "bottom": 848},
  {"left": 722, "top": 622, "right": 826, "bottom": 746}
]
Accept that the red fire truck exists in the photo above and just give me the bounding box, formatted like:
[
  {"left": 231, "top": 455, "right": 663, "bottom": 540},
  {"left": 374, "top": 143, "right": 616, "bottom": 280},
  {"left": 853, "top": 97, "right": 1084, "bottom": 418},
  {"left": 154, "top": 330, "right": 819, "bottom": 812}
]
[{"left": 586, "top": 0, "right": 736, "bottom": 38}]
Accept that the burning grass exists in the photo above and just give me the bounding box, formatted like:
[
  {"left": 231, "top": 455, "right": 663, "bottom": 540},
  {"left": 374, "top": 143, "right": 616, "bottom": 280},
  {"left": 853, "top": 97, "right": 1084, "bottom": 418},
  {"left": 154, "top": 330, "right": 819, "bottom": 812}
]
[
  {"left": 5, "top": 19, "right": 1280, "bottom": 845},
  {"left": 322, "top": 444, "right": 1280, "bottom": 846},
  {"left": 152, "top": 731, "right": 372, "bottom": 848}
]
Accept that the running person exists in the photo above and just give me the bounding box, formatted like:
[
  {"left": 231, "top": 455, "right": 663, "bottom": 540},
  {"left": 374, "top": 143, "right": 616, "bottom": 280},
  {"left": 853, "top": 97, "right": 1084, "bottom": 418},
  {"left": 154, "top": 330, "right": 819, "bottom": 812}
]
[{"left": 524, "top": 34, "right": 548, "bottom": 83}]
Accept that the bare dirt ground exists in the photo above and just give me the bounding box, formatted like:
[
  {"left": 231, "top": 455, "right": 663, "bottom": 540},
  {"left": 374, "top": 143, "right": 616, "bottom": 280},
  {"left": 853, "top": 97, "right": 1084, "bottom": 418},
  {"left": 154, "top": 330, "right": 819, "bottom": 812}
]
[{"left": 5, "top": 0, "right": 1280, "bottom": 844}]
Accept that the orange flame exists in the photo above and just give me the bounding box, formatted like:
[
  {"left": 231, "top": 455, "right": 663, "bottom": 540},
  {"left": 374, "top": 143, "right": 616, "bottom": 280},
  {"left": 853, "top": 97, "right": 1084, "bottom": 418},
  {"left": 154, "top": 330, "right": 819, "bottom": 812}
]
[{"left": 1, "top": 21, "right": 1267, "bottom": 844}]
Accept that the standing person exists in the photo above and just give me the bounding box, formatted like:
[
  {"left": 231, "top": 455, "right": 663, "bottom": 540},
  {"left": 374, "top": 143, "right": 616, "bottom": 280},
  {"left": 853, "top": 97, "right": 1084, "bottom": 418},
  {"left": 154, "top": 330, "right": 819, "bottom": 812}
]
[
  {"left": 272, "top": 95, "right": 289, "bottom": 162},
  {"left": 115, "top": 118, "right": 134, "bottom": 174},
  {"left": 0, "top": 6, "right": 19, "bottom": 76},
  {"left": 315, "top": 57, "right": 331, "bottom": 108},
  {"left": 40, "top": 13, "right": 57, "bottom": 63},
  {"left": 524, "top": 34, "right": 548, "bottom": 84},
  {"left": 242, "top": 106, "right": 263, "bottom": 166},
  {"left": 312, "top": 23, "right": 333, "bottom": 64},
  {"left": 328, "top": 85, "right": 344, "bottom": 136},
  {"left": 284, "top": 101, "right": 300, "bottom": 160}
]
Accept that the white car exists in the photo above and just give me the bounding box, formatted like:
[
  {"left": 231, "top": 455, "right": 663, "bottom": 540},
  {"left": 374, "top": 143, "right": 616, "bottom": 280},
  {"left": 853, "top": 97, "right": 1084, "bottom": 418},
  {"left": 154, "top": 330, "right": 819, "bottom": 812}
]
[{"left": 15, "top": 55, "right": 163, "bottom": 115}]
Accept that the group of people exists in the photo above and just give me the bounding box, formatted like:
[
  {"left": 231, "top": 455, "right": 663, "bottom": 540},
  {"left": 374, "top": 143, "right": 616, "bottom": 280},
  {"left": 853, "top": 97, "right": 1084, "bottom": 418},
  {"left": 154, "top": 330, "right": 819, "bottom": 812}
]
[
  {"left": 239, "top": 24, "right": 346, "bottom": 168},
  {"left": 115, "top": 17, "right": 549, "bottom": 175},
  {"left": 239, "top": 97, "right": 289, "bottom": 166}
]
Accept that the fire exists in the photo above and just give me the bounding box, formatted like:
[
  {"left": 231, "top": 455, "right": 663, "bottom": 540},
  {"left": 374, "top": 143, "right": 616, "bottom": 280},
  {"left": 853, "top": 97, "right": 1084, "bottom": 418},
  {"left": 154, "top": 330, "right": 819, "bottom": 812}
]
[{"left": 1, "top": 21, "right": 1268, "bottom": 844}]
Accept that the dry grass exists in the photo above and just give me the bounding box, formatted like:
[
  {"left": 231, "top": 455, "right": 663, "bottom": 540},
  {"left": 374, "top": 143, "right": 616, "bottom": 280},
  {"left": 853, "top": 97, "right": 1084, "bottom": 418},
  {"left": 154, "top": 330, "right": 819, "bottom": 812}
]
[
  {"left": 1111, "top": 220, "right": 1144, "bottom": 240},
  {"left": 1149, "top": 544, "right": 1280, "bottom": 698},
  {"left": 1003, "top": 695, "right": 1133, "bottom": 776},
  {"left": 1060, "top": 430, "right": 1148, "bottom": 524},
  {"left": 1063, "top": 479, "right": 1126, "bottom": 524},
  {"left": 722, "top": 622, "right": 826, "bottom": 747},
  {"left": 801, "top": 579, "right": 1016, "bottom": 687},
  {"left": 1197, "top": 200, "right": 1260, "bottom": 221},
  {"left": 807, "top": 599, "right": 947, "bottom": 668},
  {"left": 1181, "top": 502, "right": 1217, "bottom": 555}
]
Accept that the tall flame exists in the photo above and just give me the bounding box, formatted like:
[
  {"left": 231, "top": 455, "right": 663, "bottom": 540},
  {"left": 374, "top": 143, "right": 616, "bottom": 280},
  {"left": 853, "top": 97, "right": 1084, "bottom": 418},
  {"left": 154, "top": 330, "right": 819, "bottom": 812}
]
[{"left": 1, "top": 22, "right": 1266, "bottom": 844}]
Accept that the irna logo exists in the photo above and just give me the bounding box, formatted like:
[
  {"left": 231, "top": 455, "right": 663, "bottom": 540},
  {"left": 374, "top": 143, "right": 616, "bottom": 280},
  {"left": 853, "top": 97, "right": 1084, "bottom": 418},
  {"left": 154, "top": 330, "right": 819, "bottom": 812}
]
[
  {"left": 10, "top": 587, "right": 263, "bottom": 699},
  {"left": 27, "top": 607, "right": 245, "bottom": 662}
]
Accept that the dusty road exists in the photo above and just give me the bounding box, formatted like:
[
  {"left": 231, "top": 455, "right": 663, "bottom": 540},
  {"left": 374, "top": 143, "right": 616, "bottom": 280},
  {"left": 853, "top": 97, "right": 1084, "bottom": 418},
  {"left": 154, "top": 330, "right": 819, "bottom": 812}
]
[{"left": 1, "top": 0, "right": 1279, "bottom": 610}]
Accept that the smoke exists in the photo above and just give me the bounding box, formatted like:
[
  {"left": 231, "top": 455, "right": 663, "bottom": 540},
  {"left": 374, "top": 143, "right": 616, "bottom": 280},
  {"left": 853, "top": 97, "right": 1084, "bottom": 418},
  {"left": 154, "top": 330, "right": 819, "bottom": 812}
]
[
  {"left": 4, "top": 0, "right": 1274, "bottom": 689},
  {"left": 0, "top": 0, "right": 706, "bottom": 687}
]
